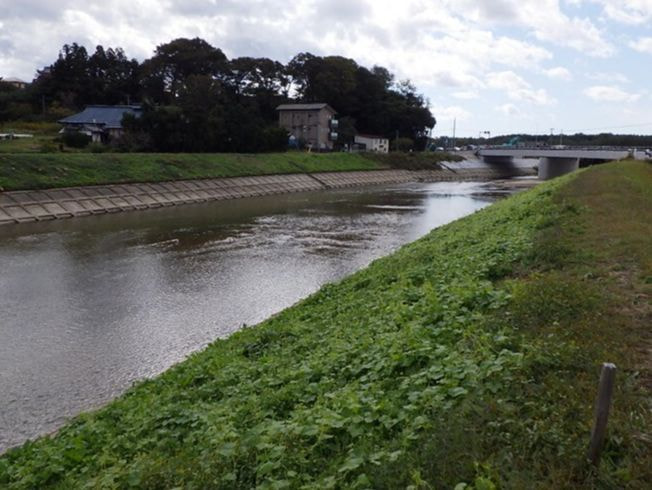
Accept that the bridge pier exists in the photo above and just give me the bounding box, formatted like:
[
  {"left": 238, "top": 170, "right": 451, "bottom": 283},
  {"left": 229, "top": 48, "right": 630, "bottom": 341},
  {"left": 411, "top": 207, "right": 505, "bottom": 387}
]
[{"left": 538, "top": 157, "right": 579, "bottom": 180}]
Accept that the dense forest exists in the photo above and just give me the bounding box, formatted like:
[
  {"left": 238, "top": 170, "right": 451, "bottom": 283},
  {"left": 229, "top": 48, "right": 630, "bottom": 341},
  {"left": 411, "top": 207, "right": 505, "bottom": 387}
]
[{"left": 0, "top": 38, "right": 436, "bottom": 152}]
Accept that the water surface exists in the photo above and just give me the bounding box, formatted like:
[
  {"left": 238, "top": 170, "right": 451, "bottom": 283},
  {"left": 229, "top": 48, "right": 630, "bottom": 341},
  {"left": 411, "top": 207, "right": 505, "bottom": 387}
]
[{"left": 0, "top": 180, "right": 511, "bottom": 451}]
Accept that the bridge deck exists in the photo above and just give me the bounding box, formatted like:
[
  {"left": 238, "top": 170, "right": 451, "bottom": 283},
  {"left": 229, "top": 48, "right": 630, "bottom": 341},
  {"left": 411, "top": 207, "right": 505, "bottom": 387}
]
[{"left": 477, "top": 148, "right": 630, "bottom": 160}]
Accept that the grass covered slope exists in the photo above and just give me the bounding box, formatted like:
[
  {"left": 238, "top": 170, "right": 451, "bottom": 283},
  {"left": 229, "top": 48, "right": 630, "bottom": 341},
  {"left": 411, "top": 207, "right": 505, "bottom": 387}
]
[
  {"left": 1, "top": 162, "right": 650, "bottom": 488},
  {"left": 0, "top": 152, "right": 387, "bottom": 191}
]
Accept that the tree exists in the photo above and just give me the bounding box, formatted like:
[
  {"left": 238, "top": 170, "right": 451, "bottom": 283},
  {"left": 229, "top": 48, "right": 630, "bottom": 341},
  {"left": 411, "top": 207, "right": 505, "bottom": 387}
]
[
  {"left": 385, "top": 79, "right": 436, "bottom": 146},
  {"left": 32, "top": 43, "right": 91, "bottom": 110},
  {"left": 288, "top": 53, "right": 358, "bottom": 113},
  {"left": 336, "top": 116, "right": 357, "bottom": 147},
  {"left": 26, "top": 37, "right": 437, "bottom": 152},
  {"left": 140, "top": 38, "right": 229, "bottom": 103},
  {"left": 287, "top": 53, "right": 435, "bottom": 144},
  {"left": 31, "top": 43, "right": 140, "bottom": 113},
  {"left": 0, "top": 81, "right": 33, "bottom": 121},
  {"left": 176, "top": 75, "right": 227, "bottom": 151},
  {"left": 227, "top": 57, "right": 290, "bottom": 121},
  {"left": 87, "top": 46, "right": 140, "bottom": 105}
]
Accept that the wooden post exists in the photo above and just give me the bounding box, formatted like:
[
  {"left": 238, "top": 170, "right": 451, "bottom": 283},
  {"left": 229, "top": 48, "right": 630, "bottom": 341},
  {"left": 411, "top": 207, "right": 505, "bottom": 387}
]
[{"left": 587, "top": 362, "right": 616, "bottom": 465}]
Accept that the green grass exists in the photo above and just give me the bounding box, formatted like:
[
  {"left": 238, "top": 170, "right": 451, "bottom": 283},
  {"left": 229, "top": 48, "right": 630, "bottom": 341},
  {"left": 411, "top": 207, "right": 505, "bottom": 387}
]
[
  {"left": 0, "top": 117, "right": 461, "bottom": 191},
  {"left": 364, "top": 150, "right": 464, "bottom": 169},
  {"left": 0, "top": 122, "right": 61, "bottom": 154},
  {"left": 0, "top": 152, "right": 389, "bottom": 191},
  {"left": 1, "top": 161, "right": 650, "bottom": 489}
]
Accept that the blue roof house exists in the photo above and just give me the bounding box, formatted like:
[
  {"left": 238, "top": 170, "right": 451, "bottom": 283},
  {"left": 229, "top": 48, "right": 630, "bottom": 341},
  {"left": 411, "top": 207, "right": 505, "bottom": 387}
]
[{"left": 59, "top": 105, "right": 142, "bottom": 143}]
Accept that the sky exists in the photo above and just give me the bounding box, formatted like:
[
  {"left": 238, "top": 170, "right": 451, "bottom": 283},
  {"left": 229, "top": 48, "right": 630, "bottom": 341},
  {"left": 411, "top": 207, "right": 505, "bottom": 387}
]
[{"left": 1, "top": 0, "right": 651, "bottom": 137}]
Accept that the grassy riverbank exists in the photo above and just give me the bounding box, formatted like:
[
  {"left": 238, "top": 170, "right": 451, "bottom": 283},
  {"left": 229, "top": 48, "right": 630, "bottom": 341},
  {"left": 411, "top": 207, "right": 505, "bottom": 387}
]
[
  {"left": 1, "top": 161, "right": 650, "bottom": 488},
  {"left": 0, "top": 151, "right": 461, "bottom": 192},
  {"left": 0, "top": 152, "right": 387, "bottom": 191}
]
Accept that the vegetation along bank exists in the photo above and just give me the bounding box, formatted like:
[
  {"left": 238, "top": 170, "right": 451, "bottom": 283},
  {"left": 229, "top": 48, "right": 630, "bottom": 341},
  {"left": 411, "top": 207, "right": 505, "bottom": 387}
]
[
  {"left": 1, "top": 161, "right": 650, "bottom": 488},
  {"left": 0, "top": 151, "right": 466, "bottom": 192}
]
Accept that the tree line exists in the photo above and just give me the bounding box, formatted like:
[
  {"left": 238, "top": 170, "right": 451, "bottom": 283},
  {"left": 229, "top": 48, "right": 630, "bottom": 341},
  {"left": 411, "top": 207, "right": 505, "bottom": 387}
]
[{"left": 0, "top": 38, "right": 436, "bottom": 152}]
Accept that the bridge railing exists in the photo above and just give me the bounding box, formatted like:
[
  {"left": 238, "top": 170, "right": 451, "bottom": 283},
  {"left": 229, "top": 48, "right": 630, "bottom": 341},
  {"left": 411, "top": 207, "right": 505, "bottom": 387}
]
[{"left": 480, "top": 145, "right": 649, "bottom": 151}]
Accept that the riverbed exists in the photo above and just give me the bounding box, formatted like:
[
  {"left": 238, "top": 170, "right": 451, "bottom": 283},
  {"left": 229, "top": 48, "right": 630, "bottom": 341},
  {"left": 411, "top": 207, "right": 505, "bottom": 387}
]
[{"left": 0, "top": 179, "right": 524, "bottom": 452}]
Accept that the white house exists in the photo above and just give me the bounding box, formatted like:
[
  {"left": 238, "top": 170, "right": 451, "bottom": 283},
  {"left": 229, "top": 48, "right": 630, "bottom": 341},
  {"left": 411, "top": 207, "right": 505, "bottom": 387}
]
[
  {"left": 354, "top": 134, "right": 389, "bottom": 153},
  {"left": 1, "top": 77, "right": 28, "bottom": 89}
]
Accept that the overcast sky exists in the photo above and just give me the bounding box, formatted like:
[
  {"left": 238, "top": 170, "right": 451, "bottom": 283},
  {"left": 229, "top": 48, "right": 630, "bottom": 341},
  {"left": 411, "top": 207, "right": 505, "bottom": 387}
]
[{"left": 1, "top": 0, "right": 651, "bottom": 136}]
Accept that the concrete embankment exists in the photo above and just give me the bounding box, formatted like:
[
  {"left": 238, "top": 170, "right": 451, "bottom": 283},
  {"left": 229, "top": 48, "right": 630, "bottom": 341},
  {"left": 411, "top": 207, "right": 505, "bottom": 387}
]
[{"left": 0, "top": 166, "right": 534, "bottom": 226}]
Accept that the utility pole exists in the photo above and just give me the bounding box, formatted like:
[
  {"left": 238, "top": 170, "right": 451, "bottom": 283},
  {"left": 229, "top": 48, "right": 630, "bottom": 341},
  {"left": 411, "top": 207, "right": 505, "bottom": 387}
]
[
  {"left": 452, "top": 118, "right": 456, "bottom": 148},
  {"left": 559, "top": 130, "right": 563, "bottom": 146}
]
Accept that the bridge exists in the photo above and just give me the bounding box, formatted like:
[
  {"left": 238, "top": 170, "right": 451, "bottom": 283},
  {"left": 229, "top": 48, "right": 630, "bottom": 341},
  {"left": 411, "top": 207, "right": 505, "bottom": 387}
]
[{"left": 477, "top": 147, "right": 633, "bottom": 179}]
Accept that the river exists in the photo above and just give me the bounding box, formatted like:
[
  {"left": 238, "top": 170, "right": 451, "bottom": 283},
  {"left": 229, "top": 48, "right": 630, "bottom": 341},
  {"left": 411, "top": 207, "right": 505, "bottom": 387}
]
[{"left": 0, "top": 180, "right": 520, "bottom": 452}]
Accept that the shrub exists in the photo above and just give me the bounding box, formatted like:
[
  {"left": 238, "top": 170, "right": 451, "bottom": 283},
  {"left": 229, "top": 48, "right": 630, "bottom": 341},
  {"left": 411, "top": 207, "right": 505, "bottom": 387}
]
[
  {"left": 260, "top": 126, "right": 288, "bottom": 152},
  {"left": 109, "top": 131, "right": 152, "bottom": 152},
  {"left": 391, "top": 137, "right": 414, "bottom": 151},
  {"left": 89, "top": 142, "right": 110, "bottom": 153},
  {"left": 62, "top": 131, "right": 91, "bottom": 148},
  {"left": 38, "top": 141, "right": 60, "bottom": 153}
]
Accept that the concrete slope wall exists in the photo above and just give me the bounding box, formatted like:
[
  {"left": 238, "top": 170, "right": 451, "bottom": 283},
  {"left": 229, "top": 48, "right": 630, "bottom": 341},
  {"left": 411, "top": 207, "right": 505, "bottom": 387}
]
[{"left": 0, "top": 167, "right": 534, "bottom": 226}]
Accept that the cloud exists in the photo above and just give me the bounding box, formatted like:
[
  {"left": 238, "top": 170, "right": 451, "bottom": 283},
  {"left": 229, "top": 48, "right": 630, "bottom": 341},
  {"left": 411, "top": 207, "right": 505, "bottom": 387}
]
[
  {"left": 587, "top": 71, "right": 629, "bottom": 84},
  {"left": 314, "top": 0, "right": 372, "bottom": 22},
  {"left": 430, "top": 104, "right": 472, "bottom": 122},
  {"left": 530, "top": 13, "right": 614, "bottom": 57},
  {"left": 1, "top": 0, "right": 651, "bottom": 138},
  {"left": 497, "top": 103, "right": 523, "bottom": 117},
  {"left": 487, "top": 71, "right": 555, "bottom": 105},
  {"left": 0, "top": 0, "right": 66, "bottom": 21},
  {"left": 0, "top": 0, "right": 557, "bottom": 87},
  {"left": 453, "top": 0, "right": 615, "bottom": 57},
  {"left": 544, "top": 66, "right": 572, "bottom": 80},
  {"left": 583, "top": 85, "right": 642, "bottom": 103},
  {"left": 629, "top": 37, "right": 652, "bottom": 54},
  {"left": 592, "top": 0, "right": 652, "bottom": 25},
  {"left": 452, "top": 90, "right": 480, "bottom": 100}
]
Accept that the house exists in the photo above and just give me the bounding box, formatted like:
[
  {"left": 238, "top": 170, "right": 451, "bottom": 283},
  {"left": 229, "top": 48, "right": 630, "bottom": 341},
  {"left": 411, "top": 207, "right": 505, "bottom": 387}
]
[
  {"left": 1, "top": 77, "right": 29, "bottom": 89},
  {"left": 59, "top": 105, "right": 142, "bottom": 143},
  {"left": 276, "top": 103, "right": 338, "bottom": 151},
  {"left": 354, "top": 134, "right": 389, "bottom": 153}
]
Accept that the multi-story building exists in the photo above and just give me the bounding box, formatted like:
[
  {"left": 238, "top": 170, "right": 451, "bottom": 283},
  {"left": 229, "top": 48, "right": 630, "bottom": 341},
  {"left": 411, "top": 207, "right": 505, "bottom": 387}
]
[{"left": 276, "top": 103, "right": 338, "bottom": 151}]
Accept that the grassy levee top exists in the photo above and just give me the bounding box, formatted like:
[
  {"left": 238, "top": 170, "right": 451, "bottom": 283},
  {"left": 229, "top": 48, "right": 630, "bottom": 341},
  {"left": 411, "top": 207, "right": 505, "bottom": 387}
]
[
  {"left": 0, "top": 151, "right": 463, "bottom": 192},
  {"left": 1, "top": 161, "right": 650, "bottom": 488},
  {"left": 0, "top": 153, "right": 386, "bottom": 192}
]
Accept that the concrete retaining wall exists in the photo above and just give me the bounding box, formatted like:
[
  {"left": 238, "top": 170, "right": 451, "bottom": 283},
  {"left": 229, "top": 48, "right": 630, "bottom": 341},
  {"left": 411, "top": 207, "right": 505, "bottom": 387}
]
[{"left": 0, "top": 167, "right": 534, "bottom": 226}]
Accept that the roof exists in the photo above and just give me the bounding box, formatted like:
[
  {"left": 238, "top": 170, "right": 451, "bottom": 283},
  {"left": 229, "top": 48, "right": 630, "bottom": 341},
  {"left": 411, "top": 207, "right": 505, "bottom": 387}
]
[
  {"left": 2, "top": 77, "right": 28, "bottom": 84},
  {"left": 59, "top": 105, "right": 143, "bottom": 129},
  {"left": 276, "top": 103, "right": 336, "bottom": 113}
]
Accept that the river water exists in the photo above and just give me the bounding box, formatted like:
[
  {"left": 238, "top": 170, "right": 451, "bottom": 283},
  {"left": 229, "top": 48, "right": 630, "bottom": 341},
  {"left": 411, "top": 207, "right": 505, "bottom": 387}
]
[{"left": 0, "top": 180, "right": 516, "bottom": 452}]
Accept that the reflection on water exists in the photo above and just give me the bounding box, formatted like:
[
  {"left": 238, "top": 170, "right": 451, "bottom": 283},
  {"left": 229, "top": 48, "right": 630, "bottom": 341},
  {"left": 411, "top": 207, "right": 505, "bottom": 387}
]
[{"left": 0, "top": 180, "right": 505, "bottom": 452}]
